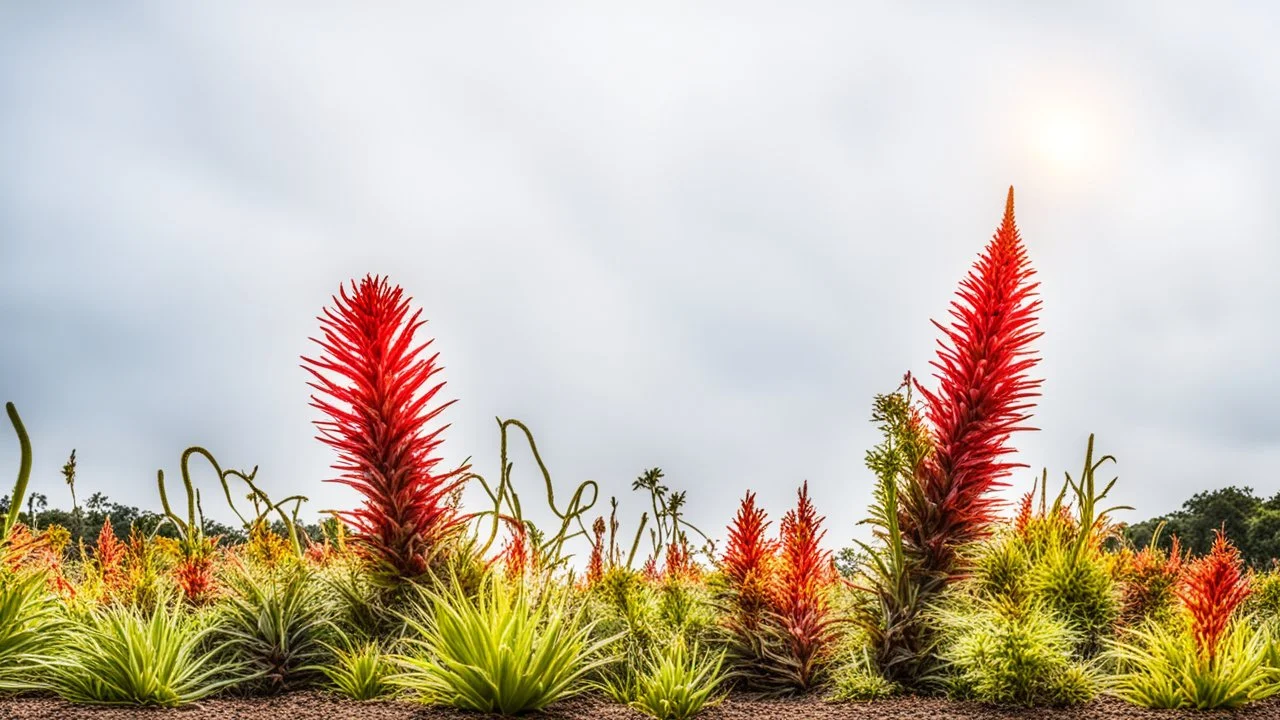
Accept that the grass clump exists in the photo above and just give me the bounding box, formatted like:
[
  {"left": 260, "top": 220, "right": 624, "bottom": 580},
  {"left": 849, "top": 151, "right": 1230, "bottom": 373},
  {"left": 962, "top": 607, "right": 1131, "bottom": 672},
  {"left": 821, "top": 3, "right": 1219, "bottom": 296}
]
[
  {"left": 629, "top": 637, "right": 727, "bottom": 720},
  {"left": 215, "top": 563, "right": 331, "bottom": 692},
  {"left": 321, "top": 638, "right": 394, "bottom": 701},
  {"left": 1109, "top": 619, "right": 1277, "bottom": 709},
  {"left": 45, "top": 598, "right": 238, "bottom": 706},
  {"left": 0, "top": 570, "right": 62, "bottom": 692},
  {"left": 391, "top": 573, "right": 617, "bottom": 714}
]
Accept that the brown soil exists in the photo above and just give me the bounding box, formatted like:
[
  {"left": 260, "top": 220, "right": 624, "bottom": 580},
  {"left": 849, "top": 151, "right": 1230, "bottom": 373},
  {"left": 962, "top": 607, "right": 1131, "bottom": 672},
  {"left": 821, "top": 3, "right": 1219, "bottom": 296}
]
[{"left": 1, "top": 693, "right": 1276, "bottom": 720}]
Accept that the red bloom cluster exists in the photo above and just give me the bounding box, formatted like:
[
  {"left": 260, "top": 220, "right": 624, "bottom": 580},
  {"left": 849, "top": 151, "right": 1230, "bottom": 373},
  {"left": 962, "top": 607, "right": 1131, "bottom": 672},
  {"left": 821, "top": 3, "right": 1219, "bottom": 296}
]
[
  {"left": 303, "top": 275, "right": 468, "bottom": 580},
  {"left": 907, "top": 187, "right": 1043, "bottom": 575},
  {"left": 176, "top": 556, "right": 215, "bottom": 604},
  {"left": 1177, "top": 530, "right": 1251, "bottom": 659}
]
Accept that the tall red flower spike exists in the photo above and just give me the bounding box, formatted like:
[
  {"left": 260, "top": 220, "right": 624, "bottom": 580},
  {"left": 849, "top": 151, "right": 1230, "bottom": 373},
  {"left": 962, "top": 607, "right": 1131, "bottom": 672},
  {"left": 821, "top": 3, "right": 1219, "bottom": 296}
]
[
  {"left": 908, "top": 187, "right": 1043, "bottom": 575},
  {"left": 772, "top": 482, "right": 837, "bottom": 689},
  {"left": 721, "top": 492, "right": 778, "bottom": 632},
  {"left": 1177, "top": 530, "right": 1251, "bottom": 659},
  {"left": 302, "top": 275, "right": 468, "bottom": 581}
]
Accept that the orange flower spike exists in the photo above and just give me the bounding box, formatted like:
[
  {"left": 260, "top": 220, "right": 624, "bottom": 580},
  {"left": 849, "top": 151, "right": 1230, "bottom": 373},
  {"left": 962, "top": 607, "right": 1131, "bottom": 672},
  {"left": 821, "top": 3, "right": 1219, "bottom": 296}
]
[{"left": 1176, "top": 530, "right": 1251, "bottom": 658}]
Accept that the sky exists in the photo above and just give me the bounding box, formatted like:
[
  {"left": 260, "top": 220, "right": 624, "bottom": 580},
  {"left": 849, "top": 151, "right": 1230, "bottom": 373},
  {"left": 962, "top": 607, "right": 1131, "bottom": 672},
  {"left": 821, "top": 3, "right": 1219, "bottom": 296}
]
[{"left": 2, "top": 2, "right": 1279, "bottom": 565}]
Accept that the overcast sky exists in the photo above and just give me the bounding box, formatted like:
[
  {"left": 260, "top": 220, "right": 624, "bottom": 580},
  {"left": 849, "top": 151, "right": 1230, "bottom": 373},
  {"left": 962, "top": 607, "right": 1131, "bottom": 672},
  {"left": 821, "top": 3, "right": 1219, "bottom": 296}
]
[{"left": 2, "top": 3, "right": 1278, "bottom": 564}]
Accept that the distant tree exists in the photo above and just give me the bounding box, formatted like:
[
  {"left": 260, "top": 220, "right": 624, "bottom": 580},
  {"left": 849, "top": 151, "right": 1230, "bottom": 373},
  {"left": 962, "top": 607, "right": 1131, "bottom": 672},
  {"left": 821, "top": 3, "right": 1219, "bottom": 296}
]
[{"left": 1124, "top": 486, "right": 1280, "bottom": 568}]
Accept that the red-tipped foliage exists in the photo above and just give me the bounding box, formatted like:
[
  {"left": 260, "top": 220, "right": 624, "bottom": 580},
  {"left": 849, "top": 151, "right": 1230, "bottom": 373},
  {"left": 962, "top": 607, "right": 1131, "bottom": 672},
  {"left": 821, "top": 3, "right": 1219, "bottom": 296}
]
[
  {"left": 771, "top": 482, "right": 837, "bottom": 690},
  {"left": 1120, "top": 534, "right": 1183, "bottom": 625},
  {"left": 1177, "top": 530, "right": 1251, "bottom": 659},
  {"left": 663, "top": 534, "right": 699, "bottom": 583},
  {"left": 499, "top": 519, "right": 532, "bottom": 582},
  {"left": 302, "top": 275, "right": 468, "bottom": 580},
  {"left": 721, "top": 492, "right": 778, "bottom": 634},
  {"left": 908, "top": 187, "right": 1043, "bottom": 575}
]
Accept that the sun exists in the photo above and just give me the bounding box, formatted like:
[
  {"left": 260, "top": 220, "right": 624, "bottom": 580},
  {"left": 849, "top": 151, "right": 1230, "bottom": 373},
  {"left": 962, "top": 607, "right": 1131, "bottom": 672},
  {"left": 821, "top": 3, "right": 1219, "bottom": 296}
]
[
  {"left": 1012, "top": 73, "right": 1127, "bottom": 188},
  {"left": 1036, "top": 112, "right": 1093, "bottom": 175}
]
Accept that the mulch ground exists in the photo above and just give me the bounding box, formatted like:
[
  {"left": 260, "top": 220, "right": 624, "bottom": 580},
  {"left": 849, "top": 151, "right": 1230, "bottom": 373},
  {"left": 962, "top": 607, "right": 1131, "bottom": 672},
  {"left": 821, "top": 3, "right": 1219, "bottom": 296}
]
[{"left": 2, "top": 693, "right": 1277, "bottom": 719}]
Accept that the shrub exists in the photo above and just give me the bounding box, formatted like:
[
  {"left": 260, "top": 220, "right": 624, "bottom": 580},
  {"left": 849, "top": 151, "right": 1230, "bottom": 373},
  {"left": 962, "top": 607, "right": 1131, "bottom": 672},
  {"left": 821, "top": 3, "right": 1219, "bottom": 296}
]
[
  {"left": 45, "top": 599, "right": 238, "bottom": 706},
  {"left": 630, "top": 638, "right": 727, "bottom": 720},
  {"left": 1110, "top": 532, "right": 1277, "bottom": 709},
  {"left": 827, "top": 646, "right": 899, "bottom": 701},
  {"left": 936, "top": 596, "right": 1098, "bottom": 706},
  {"left": 302, "top": 275, "right": 469, "bottom": 583},
  {"left": 392, "top": 573, "right": 617, "bottom": 714},
  {"left": 1117, "top": 528, "right": 1183, "bottom": 627},
  {"left": 1025, "top": 540, "right": 1117, "bottom": 655},
  {"left": 216, "top": 563, "right": 331, "bottom": 692},
  {"left": 1110, "top": 619, "right": 1277, "bottom": 709},
  {"left": 0, "top": 569, "right": 62, "bottom": 692},
  {"left": 1247, "top": 569, "right": 1280, "bottom": 624}
]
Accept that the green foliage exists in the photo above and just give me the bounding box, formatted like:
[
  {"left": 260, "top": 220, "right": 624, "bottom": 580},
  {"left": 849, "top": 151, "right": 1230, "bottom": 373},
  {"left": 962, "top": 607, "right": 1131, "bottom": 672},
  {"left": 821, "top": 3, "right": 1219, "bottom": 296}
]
[
  {"left": 973, "top": 533, "right": 1031, "bottom": 600},
  {"left": 935, "top": 596, "right": 1098, "bottom": 707},
  {"left": 215, "top": 563, "right": 331, "bottom": 692},
  {"left": 827, "top": 646, "right": 899, "bottom": 701},
  {"left": 320, "top": 638, "right": 394, "bottom": 701},
  {"left": 1025, "top": 540, "right": 1117, "bottom": 655},
  {"left": 391, "top": 573, "right": 618, "bottom": 714},
  {"left": 0, "top": 569, "right": 62, "bottom": 692},
  {"left": 1109, "top": 619, "right": 1279, "bottom": 709},
  {"left": 590, "top": 568, "right": 664, "bottom": 702},
  {"left": 45, "top": 599, "right": 239, "bottom": 706},
  {"left": 629, "top": 638, "right": 727, "bottom": 720},
  {"left": 1247, "top": 570, "right": 1280, "bottom": 623},
  {"left": 852, "top": 381, "right": 936, "bottom": 686}
]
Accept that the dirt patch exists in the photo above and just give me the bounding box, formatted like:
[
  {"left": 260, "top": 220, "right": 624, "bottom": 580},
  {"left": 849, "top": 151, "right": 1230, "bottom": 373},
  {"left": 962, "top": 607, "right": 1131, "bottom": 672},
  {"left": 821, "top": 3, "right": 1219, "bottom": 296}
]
[{"left": 0, "top": 693, "right": 1275, "bottom": 719}]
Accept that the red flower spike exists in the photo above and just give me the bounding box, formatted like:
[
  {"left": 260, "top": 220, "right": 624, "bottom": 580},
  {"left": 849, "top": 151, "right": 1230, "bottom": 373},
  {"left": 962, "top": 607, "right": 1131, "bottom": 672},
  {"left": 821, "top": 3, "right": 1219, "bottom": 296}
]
[
  {"left": 721, "top": 492, "right": 778, "bottom": 632},
  {"left": 1177, "top": 530, "right": 1251, "bottom": 659},
  {"left": 95, "top": 519, "right": 127, "bottom": 596},
  {"left": 772, "top": 482, "right": 837, "bottom": 689},
  {"left": 302, "top": 275, "right": 469, "bottom": 580},
  {"left": 908, "top": 187, "right": 1043, "bottom": 575}
]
